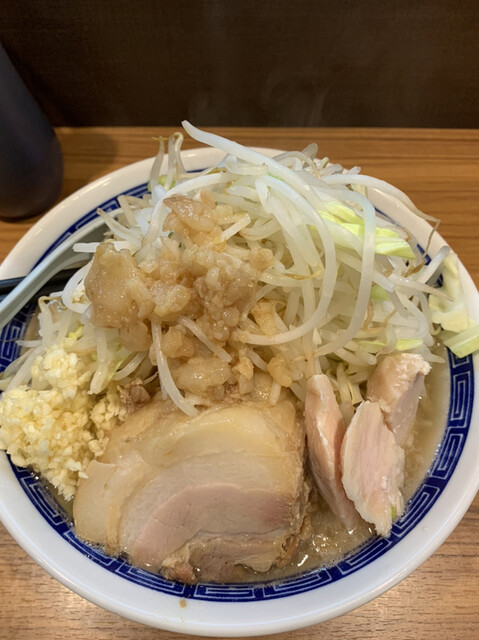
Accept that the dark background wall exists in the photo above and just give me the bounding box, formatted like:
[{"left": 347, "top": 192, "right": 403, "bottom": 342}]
[{"left": 1, "top": 0, "right": 478, "bottom": 128}]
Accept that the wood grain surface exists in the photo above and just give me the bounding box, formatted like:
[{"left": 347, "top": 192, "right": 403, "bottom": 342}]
[{"left": 0, "top": 127, "right": 478, "bottom": 639}]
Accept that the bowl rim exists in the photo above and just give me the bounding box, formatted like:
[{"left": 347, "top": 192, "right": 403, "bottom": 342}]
[{"left": 0, "top": 147, "right": 478, "bottom": 636}]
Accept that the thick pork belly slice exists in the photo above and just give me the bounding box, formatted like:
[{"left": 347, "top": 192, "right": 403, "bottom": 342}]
[
  {"left": 73, "top": 448, "right": 156, "bottom": 551},
  {"left": 74, "top": 395, "right": 178, "bottom": 549},
  {"left": 341, "top": 401, "right": 405, "bottom": 537},
  {"left": 304, "top": 375, "right": 360, "bottom": 530},
  {"left": 73, "top": 398, "right": 307, "bottom": 581},
  {"left": 118, "top": 452, "right": 304, "bottom": 575},
  {"left": 367, "top": 353, "right": 431, "bottom": 446},
  {"left": 161, "top": 530, "right": 302, "bottom": 583}
]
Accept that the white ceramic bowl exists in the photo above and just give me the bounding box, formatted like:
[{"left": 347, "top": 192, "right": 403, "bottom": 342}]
[{"left": 0, "top": 147, "right": 478, "bottom": 636}]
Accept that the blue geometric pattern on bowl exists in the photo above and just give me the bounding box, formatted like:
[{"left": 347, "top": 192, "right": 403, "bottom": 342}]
[{"left": 0, "top": 184, "right": 473, "bottom": 602}]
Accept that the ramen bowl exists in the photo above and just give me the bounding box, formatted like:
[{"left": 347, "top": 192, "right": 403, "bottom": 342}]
[{"left": 0, "top": 147, "right": 478, "bottom": 636}]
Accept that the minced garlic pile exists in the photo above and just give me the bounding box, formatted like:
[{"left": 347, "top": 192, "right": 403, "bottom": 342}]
[{"left": 0, "top": 344, "right": 126, "bottom": 500}]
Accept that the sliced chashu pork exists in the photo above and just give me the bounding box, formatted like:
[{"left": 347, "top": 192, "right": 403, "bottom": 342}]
[
  {"left": 73, "top": 395, "right": 307, "bottom": 582},
  {"left": 304, "top": 374, "right": 360, "bottom": 530},
  {"left": 367, "top": 353, "right": 431, "bottom": 446},
  {"left": 341, "top": 400, "right": 405, "bottom": 537},
  {"left": 161, "top": 530, "right": 302, "bottom": 583}
]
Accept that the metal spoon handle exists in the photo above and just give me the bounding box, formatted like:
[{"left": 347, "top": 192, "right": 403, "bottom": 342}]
[{"left": 0, "top": 216, "right": 106, "bottom": 331}]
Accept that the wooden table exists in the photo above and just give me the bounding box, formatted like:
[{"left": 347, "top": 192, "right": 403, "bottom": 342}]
[{"left": 0, "top": 128, "right": 478, "bottom": 639}]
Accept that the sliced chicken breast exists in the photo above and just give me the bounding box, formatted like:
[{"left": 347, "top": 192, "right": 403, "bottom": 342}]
[
  {"left": 367, "top": 353, "right": 431, "bottom": 446},
  {"left": 304, "top": 374, "right": 360, "bottom": 530},
  {"left": 341, "top": 400, "right": 405, "bottom": 537}
]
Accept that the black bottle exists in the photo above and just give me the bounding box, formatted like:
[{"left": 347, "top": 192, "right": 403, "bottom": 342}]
[{"left": 0, "top": 44, "right": 63, "bottom": 220}]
